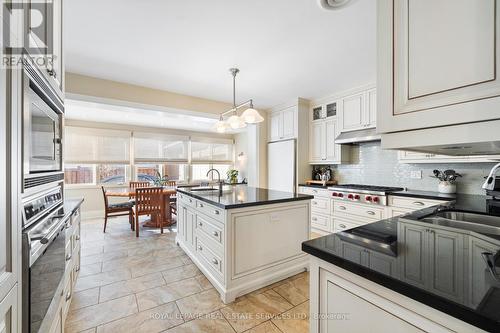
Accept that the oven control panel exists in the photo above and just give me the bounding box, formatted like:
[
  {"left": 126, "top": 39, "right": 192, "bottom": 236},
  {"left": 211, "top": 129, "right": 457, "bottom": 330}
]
[{"left": 330, "top": 191, "right": 387, "bottom": 205}]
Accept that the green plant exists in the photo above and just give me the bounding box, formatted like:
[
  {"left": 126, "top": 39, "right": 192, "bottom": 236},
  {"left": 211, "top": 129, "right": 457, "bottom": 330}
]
[
  {"left": 153, "top": 171, "right": 169, "bottom": 186},
  {"left": 227, "top": 169, "right": 239, "bottom": 183}
]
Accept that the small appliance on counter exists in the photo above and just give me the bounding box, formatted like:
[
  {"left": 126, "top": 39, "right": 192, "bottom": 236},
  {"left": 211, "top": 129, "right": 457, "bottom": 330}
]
[{"left": 311, "top": 166, "right": 334, "bottom": 186}]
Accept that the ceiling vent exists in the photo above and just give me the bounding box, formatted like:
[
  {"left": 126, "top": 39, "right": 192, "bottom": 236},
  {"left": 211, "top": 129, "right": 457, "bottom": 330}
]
[{"left": 318, "top": 0, "right": 352, "bottom": 10}]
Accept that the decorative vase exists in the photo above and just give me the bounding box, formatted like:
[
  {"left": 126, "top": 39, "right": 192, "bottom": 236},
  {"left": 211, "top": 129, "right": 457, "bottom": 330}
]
[{"left": 438, "top": 181, "right": 456, "bottom": 194}]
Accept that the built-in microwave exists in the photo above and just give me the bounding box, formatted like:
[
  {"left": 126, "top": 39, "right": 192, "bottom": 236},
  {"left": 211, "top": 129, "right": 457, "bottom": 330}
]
[{"left": 22, "top": 60, "right": 64, "bottom": 189}]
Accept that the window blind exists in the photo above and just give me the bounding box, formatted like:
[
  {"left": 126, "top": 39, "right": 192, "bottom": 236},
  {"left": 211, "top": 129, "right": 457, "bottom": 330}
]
[
  {"left": 64, "top": 127, "right": 131, "bottom": 163},
  {"left": 191, "top": 138, "right": 234, "bottom": 163},
  {"left": 134, "top": 132, "right": 189, "bottom": 162}
]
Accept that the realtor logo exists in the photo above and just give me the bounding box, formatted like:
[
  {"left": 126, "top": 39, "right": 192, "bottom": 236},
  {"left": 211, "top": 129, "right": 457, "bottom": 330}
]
[{"left": 2, "top": 0, "right": 56, "bottom": 68}]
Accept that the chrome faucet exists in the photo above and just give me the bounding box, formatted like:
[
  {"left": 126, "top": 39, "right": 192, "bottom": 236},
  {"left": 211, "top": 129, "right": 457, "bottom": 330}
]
[
  {"left": 482, "top": 162, "right": 500, "bottom": 191},
  {"left": 207, "top": 169, "right": 223, "bottom": 195}
]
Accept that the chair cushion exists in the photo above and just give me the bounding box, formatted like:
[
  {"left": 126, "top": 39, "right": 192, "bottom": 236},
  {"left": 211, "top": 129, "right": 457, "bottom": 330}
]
[{"left": 109, "top": 201, "right": 134, "bottom": 209}]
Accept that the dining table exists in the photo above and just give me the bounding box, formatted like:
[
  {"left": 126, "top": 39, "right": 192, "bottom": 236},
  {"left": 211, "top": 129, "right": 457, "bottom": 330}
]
[{"left": 105, "top": 186, "right": 177, "bottom": 228}]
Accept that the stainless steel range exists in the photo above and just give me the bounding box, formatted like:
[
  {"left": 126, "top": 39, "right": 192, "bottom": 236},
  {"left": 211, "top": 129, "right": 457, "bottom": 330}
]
[{"left": 328, "top": 184, "right": 405, "bottom": 206}]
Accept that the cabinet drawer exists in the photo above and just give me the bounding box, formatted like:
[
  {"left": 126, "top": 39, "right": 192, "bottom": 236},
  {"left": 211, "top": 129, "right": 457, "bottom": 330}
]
[
  {"left": 195, "top": 237, "right": 223, "bottom": 277},
  {"left": 179, "top": 193, "right": 196, "bottom": 208},
  {"left": 195, "top": 213, "right": 224, "bottom": 246},
  {"left": 388, "top": 196, "right": 446, "bottom": 210},
  {"left": 73, "top": 248, "right": 81, "bottom": 282},
  {"left": 311, "top": 213, "right": 331, "bottom": 232},
  {"left": 333, "top": 201, "right": 385, "bottom": 220},
  {"left": 311, "top": 197, "right": 331, "bottom": 215},
  {"left": 299, "top": 186, "right": 330, "bottom": 198},
  {"left": 62, "top": 271, "right": 73, "bottom": 317},
  {"left": 196, "top": 200, "right": 223, "bottom": 221},
  {"left": 333, "top": 218, "right": 362, "bottom": 233}
]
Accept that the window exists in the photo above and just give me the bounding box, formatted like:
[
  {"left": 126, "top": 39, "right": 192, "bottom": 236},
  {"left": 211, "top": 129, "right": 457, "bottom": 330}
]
[
  {"left": 135, "top": 163, "right": 187, "bottom": 183},
  {"left": 134, "top": 133, "right": 188, "bottom": 162},
  {"left": 191, "top": 139, "right": 233, "bottom": 162},
  {"left": 64, "top": 127, "right": 131, "bottom": 186},
  {"left": 191, "top": 163, "right": 232, "bottom": 182},
  {"left": 64, "top": 164, "right": 129, "bottom": 185}
]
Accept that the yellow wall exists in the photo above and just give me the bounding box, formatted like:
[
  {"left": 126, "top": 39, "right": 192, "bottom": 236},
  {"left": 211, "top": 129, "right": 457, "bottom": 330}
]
[{"left": 65, "top": 72, "right": 234, "bottom": 115}]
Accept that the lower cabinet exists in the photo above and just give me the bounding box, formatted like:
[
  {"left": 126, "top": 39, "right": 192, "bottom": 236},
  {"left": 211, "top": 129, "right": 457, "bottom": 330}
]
[
  {"left": 400, "top": 221, "right": 465, "bottom": 303},
  {"left": 468, "top": 237, "right": 499, "bottom": 308},
  {"left": 339, "top": 240, "right": 398, "bottom": 278},
  {"left": 0, "top": 286, "right": 18, "bottom": 333}
]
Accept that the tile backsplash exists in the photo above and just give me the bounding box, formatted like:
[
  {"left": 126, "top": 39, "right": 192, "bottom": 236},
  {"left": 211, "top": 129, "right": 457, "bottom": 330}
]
[{"left": 327, "top": 142, "right": 496, "bottom": 195}]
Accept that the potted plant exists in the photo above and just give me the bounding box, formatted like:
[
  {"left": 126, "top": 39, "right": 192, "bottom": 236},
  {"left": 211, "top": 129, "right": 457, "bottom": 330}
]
[
  {"left": 431, "top": 169, "right": 462, "bottom": 194},
  {"left": 153, "top": 171, "right": 169, "bottom": 187},
  {"left": 227, "top": 169, "right": 239, "bottom": 184}
]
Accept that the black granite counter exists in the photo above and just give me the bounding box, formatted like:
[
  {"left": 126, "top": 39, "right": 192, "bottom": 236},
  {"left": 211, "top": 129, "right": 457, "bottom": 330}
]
[
  {"left": 177, "top": 185, "right": 313, "bottom": 209},
  {"left": 303, "top": 193, "right": 500, "bottom": 332}
]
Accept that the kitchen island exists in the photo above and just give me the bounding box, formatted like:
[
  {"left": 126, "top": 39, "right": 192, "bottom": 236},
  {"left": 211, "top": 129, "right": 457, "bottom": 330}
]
[{"left": 176, "top": 185, "right": 313, "bottom": 303}]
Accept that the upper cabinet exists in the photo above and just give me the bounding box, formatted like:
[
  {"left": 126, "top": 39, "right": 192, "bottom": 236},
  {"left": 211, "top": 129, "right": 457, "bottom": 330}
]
[
  {"left": 378, "top": 0, "right": 500, "bottom": 154},
  {"left": 339, "top": 87, "right": 377, "bottom": 132},
  {"left": 25, "top": 0, "right": 64, "bottom": 95},
  {"left": 268, "top": 106, "right": 296, "bottom": 142}
]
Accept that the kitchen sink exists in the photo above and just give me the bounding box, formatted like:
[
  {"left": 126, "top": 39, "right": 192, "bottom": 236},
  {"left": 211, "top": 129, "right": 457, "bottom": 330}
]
[
  {"left": 420, "top": 211, "right": 500, "bottom": 235},
  {"left": 190, "top": 187, "right": 218, "bottom": 192}
]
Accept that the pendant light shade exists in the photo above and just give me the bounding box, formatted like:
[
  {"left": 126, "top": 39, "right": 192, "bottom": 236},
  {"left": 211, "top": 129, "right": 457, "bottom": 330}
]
[
  {"left": 227, "top": 113, "right": 247, "bottom": 129},
  {"left": 214, "top": 118, "right": 229, "bottom": 133},
  {"left": 241, "top": 107, "right": 264, "bottom": 124}
]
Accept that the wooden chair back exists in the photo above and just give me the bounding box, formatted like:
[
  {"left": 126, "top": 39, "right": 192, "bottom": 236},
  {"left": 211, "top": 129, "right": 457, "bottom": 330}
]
[
  {"left": 135, "top": 187, "right": 163, "bottom": 215},
  {"left": 129, "top": 181, "right": 150, "bottom": 189},
  {"left": 101, "top": 186, "right": 109, "bottom": 208}
]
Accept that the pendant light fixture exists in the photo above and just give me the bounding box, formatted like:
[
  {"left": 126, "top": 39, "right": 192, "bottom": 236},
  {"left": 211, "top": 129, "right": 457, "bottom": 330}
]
[{"left": 213, "top": 67, "right": 264, "bottom": 133}]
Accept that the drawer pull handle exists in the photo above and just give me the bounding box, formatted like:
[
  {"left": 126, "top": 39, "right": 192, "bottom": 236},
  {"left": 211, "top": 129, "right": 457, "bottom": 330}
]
[
  {"left": 76, "top": 265, "right": 80, "bottom": 272},
  {"left": 312, "top": 217, "right": 317, "bottom": 221},
  {"left": 214, "top": 210, "right": 220, "bottom": 215},
  {"left": 312, "top": 190, "right": 318, "bottom": 193},
  {"left": 189, "top": 199, "right": 193, "bottom": 203},
  {"left": 339, "top": 224, "right": 346, "bottom": 228},
  {"left": 212, "top": 231, "right": 219, "bottom": 237},
  {"left": 198, "top": 222, "right": 203, "bottom": 227},
  {"left": 338, "top": 206, "right": 346, "bottom": 210},
  {"left": 75, "top": 235, "right": 80, "bottom": 241},
  {"left": 66, "top": 291, "right": 72, "bottom": 301},
  {"left": 198, "top": 245, "right": 203, "bottom": 251},
  {"left": 312, "top": 201, "right": 318, "bottom": 205},
  {"left": 413, "top": 201, "right": 425, "bottom": 206},
  {"left": 199, "top": 203, "right": 204, "bottom": 207},
  {"left": 66, "top": 254, "right": 72, "bottom": 261},
  {"left": 366, "top": 211, "right": 375, "bottom": 215},
  {"left": 212, "top": 258, "right": 219, "bottom": 265}
]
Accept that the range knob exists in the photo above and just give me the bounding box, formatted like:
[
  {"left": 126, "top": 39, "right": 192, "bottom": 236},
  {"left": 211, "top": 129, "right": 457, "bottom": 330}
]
[
  {"left": 338, "top": 193, "right": 344, "bottom": 198},
  {"left": 366, "top": 196, "right": 372, "bottom": 202},
  {"left": 373, "top": 197, "right": 380, "bottom": 203},
  {"left": 354, "top": 194, "right": 360, "bottom": 200},
  {"left": 332, "top": 192, "right": 338, "bottom": 197},
  {"left": 347, "top": 194, "right": 354, "bottom": 199}
]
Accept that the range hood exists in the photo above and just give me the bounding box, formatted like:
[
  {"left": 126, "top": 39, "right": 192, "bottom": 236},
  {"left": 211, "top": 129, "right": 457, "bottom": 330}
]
[
  {"left": 335, "top": 128, "right": 381, "bottom": 145},
  {"left": 381, "top": 120, "right": 500, "bottom": 156}
]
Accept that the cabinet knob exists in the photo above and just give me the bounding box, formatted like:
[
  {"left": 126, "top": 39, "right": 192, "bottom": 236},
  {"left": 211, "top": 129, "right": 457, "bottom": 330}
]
[
  {"left": 66, "top": 291, "right": 71, "bottom": 301},
  {"left": 312, "top": 201, "right": 318, "bottom": 205},
  {"left": 212, "top": 231, "right": 219, "bottom": 237},
  {"left": 339, "top": 206, "right": 346, "bottom": 210},
  {"left": 199, "top": 203, "right": 204, "bottom": 207},
  {"left": 366, "top": 211, "right": 375, "bottom": 215},
  {"left": 413, "top": 201, "right": 425, "bottom": 206},
  {"left": 312, "top": 217, "right": 317, "bottom": 221},
  {"left": 76, "top": 235, "right": 80, "bottom": 241},
  {"left": 212, "top": 258, "right": 219, "bottom": 265},
  {"left": 214, "top": 210, "right": 220, "bottom": 215},
  {"left": 198, "top": 245, "right": 203, "bottom": 251},
  {"left": 198, "top": 222, "right": 203, "bottom": 227},
  {"left": 65, "top": 254, "right": 72, "bottom": 261},
  {"left": 339, "top": 224, "right": 346, "bottom": 229},
  {"left": 76, "top": 265, "right": 80, "bottom": 272}
]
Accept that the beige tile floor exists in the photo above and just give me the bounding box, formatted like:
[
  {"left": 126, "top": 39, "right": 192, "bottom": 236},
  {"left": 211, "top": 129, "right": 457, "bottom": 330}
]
[{"left": 65, "top": 217, "right": 310, "bottom": 333}]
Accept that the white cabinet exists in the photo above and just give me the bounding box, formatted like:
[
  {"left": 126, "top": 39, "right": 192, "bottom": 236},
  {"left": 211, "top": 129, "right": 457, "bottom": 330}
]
[
  {"left": 268, "top": 106, "right": 296, "bottom": 142},
  {"left": 378, "top": 0, "right": 500, "bottom": 134},
  {"left": 340, "top": 92, "right": 365, "bottom": 132},
  {"left": 0, "top": 287, "right": 19, "bottom": 333},
  {"left": 340, "top": 88, "right": 377, "bottom": 132},
  {"left": 309, "top": 118, "right": 348, "bottom": 164},
  {"left": 400, "top": 222, "right": 465, "bottom": 303}
]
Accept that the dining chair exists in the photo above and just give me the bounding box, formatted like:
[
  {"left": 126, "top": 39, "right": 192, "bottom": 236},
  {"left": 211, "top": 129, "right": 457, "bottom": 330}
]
[
  {"left": 166, "top": 181, "right": 177, "bottom": 217},
  {"left": 134, "top": 187, "right": 164, "bottom": 237},
  {"left": 101, "top": 186, "right": 135, "bottom": 233},
  {"left": 129, "top": 181, "right": 151, "bottom": 201}
]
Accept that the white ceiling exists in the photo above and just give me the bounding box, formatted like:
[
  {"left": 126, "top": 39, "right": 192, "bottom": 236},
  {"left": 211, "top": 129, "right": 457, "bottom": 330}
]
[{"left": 65, "top": 0, "right": 376, "bottom": 109}]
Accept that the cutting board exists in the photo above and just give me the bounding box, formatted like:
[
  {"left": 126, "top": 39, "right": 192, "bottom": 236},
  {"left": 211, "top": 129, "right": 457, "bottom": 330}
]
[{"left": 305, "top": 180, "right": 337, "bottom": 186}]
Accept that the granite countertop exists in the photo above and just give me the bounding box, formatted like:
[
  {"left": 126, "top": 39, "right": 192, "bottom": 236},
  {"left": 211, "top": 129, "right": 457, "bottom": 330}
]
[
  {"left": 390, "top": 189, "right": 457, "bottom": 201},
  {"left": 177, "top": 185, "right": 313, "bottom": 209},
  {"left": 303, "top": 193, "right": 500, "bottom": 332}
]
